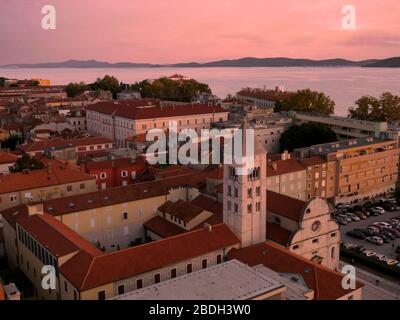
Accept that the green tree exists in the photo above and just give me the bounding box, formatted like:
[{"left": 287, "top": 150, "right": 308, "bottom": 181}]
[
  {"left": 348, "top": 92, "right": 400, "bottom": 123},
  {"left": 1, "top": 134, "right": 23, "bottom": 151},
  {"left": 279, "top": 123, "right": 337, "bottom": 152},
  {"left": 66, "top": 82, "right": 88, "bottom": 98},
  {"left": 11, "top": 154, "right": 44, "bottom": 173},
  {"left": 279, "top": 89, "right": 335, "bottom": 115},
  {"left": 90, "top": 75, "right": 120, "bottom": 96},
  {"left": 0, "top": 77, "right": 7, "bottom": 87},
  {"left": 131, "top": 77, "right": 211, "bottom": 102}
]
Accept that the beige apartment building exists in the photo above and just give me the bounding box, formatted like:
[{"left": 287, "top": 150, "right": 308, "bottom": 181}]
[
  {"left": 267, "top": 153, "right": 307, "bottom": 201},
  {"left": 0, "top": 165, "right": 97, "bottom": 212},
  {"left": 86, "top": 100, "right": 229, "bottom": 147},
  {"left": 294, "top": 137, "right": 400, "bottom": 204}
]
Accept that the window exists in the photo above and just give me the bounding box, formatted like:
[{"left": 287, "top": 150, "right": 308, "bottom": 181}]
[
  {"left": 186, "top": 263, "right": 193, "bottom": 274},
  {"left": 64, "top": 281, "right": 68, "bottom": 292},
  {"left": 136, "top": 279, "right": 143, "bottom": 289},
  {"left": 331, "top": 232, "right": 337, "bottom": 238},
  {"left": 274, "top": 217, "right": 281, "bottom": 225},
  {"left": 117, "top": 284, "right": 125, "bottom": 295},
  {"left": 67, "top": 185, "right": 72, "bottom": 192},
  {"left": 202, "top": 259, "right": 208, "bottom": 269},
  {"left": 121, "top": 171, "right": 128, "bottom": 178},
  {"left": 256, "top": 202, "right": 261, "bottom": 212},
  {"left": 170, "top": 268, "right": 177, "bottom": 279},
  {"left": 123, "top": 212, "right": 128, "bottom": 220},
  {"left": 217, "top": 254, "right": 222, "bottom": 264},
  {"left": 331, "top": 247, "right": 335, "bottom": 259},
  {"left": 98, "top": 291, "right": 106, "bottom": 300},
  {"left": 312, "top": 238, "right": 319, "bottom": 244},
  {"left": 154, "top": 273, "right": 161, "bottom": 284},
  {"left": 100, "top": 172, "right": 107, "bottom": 179},
  {"left": 10, "top": 194, "right": 17, "bottom": 202},
  {"left": 80, "top": 183, "right": 85, "bottom": 190},
  {"left": 256, "top": 187, "right": 261, "bottom": 196},
  {"left": 293, "top": 245, "right": 299, "bottom": 250}
]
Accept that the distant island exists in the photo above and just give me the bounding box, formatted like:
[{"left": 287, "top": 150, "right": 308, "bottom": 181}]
[{"left": 2, "top": 57, "right": 399, "bottom": 69}]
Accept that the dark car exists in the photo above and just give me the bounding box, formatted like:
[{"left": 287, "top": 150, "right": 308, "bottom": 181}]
[
  {"left": 381, "top": 230, "right": 396, "bottom": 240},
  {"left": 355, "top": 228, "right": 375, "bottom": 237},
  {"left": 346, "top": 230, "right": 366, "bottom": 240},
  {"left": 373, "top": 232, "right": 391, "bottom": 243},
  {"left": 385, "top": 228, "right": 400, "bottom": 238}
]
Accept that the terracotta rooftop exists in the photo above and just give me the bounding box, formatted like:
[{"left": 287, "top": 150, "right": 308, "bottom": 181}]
[
  {"left": 17, "top": 212, "right": 102, "bottom": 258},
  {"left": 228, "top": 241, "right": 364, "bottom": 300},
  {"left": 60, "top": 223, "right": 240, "bottom": 291},
  {"left": 84, "top": 157, "right": 147, "bottom": 172},
  {"left": 0, "top": 151, "right": 18, "bottom": 164},
  {"left": 267, "top": 158, "right": 306, "bottom": 177},
  {"left": 206, "top": 165, "right": 224, "bottom": 180},
  {"left": 144, "top": 216, "right": 186, "bottom": 238},
  {"left": 86, "top": 100, "right": 227, "bottom": 120},
  {"left": 20, "top": 137, "right": 113, "bottom": 153},
  {"left": 267, "top": 190, "right": 306, "bottom": 223},
  {"left": 158, "top": 200, "right": 205, "bottom": 223},
  {"left": 0, "top": 165, "right": 94, "bottom": 194},
  {"left": 2, "top": 181, "right": 168, "bottom": 223},
  {"left": 299, "top": 156, "right": 326, "bottom": 167}
]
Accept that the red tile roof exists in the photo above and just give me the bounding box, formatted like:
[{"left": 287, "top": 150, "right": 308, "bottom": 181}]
[
  {"left": 86, "top": 100, "right": 227, "bottom": 120},
  {"left": 84, "top": 157, "right": 147, "bottom": 172},
  {"left": 267, "top": 191, "right": 306, "bottom": 223},
  {"left": 17, "top": 213, "right": 102, "bottom": 258},
  {"left": 266, "top": 158, "right": 305, "bottom": 177},
  {"left": 228, "top": 242, "right": 363, "bottom": 300},
  {"left": 144, "top": 216, "right": 186, "bottom": 238},
  {"left": 20, "top": 137, "right": 113, "bottom": 154},
  {"left": 60, "top": 224, "right": 240, "bottom": 291},
  {"left": 266, "top": 222, "right": 292, "bottom": 247},
  {"left": 0, "top": 151, "right": 18, "bottom": 164},
  {"left": 158, "top": 200, "right": 204, "bottom": 223},
  {"left": 0, "top": 165, "right": 94, "bottom": 194},
  {"left": 299, "top": 156, "right": 326, "bottom": 167},
  {"left": 206, "top": 165, "right": 224, "bottom": 180},
  {"left": 1, "top": 181, "right": 167, "bottom": 222}
]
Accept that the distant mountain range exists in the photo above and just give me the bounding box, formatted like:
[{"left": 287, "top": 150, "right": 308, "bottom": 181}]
[{"left": 2, "top": 57, "right": 399, "bottom": 68}]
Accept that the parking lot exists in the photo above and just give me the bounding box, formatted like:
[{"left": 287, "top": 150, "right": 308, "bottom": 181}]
[{"left": 340, "top": 210, "right": 400, "bottom": 259}]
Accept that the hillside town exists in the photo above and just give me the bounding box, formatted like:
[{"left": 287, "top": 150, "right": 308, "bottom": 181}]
[{"left": 0, "top": 76, "right": 400, "bottom": 302}]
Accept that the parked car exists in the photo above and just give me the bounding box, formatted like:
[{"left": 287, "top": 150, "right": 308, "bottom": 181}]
[
  {"left": 354, "top": 211, "right": 367, "bottom": 220},
  {"left": 372, "top": 222, "right": 392, "bottom": 229},
  {"left": 336, "top": 217, "right": 348, "bottom": 226},
  {"left": 355, "top": 228, "right": 375, "bottom": 237},
  {"left": 346, "top": 230, "right": 366, "bottom": 240},
  {"left": 341, "top": 242, "right": 357, "bottom": 250},
  {"left": 385, "top": 259, "right": 399, "bottom": 266},
  {"left": 381, "top": 230, "right": 396, "bottom": 240},
  {"left": 373, "top": 207, "right": 385, "bottom": 215},
  {"left": 367, "top": 226, "right": 380, "bottom": 232},
  {"left": 366, "top": 236, "right": 384, "bottom": 245},
  {"left": 370, "top": 209, "right": 381, "bottom": 217},
  {"left": 373, "top": 232, "right": 391, "bottom": 243},
  {"left": 345, "top": 212, "right": 360, "bottom": 222},
  {"left": 359, "top": 248, "right": 376, "bottom": 257},
  {"left": 384, "top": 228, "right": 400, "bottom": 238},
  {"left": 338, "top": 214, "right": 352, "bottom": 223}
]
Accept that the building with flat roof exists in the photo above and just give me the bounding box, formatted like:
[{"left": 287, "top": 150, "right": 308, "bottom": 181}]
[
  {"left": 86, "top": 100, "right": 229, "bottom": 147},
  {"left": 113, "top": 259, "right": 286, "bottom": 300},
  {"left": 294, "top": 137, "right": 400, "bottom": 203},
  {"left": 291, "top": 111, "right": 400, "bottom": 146}
]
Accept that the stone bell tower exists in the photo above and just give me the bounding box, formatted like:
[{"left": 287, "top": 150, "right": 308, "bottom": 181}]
[{"left": 223, "top": 120, "right": 267, "bottom": 247}]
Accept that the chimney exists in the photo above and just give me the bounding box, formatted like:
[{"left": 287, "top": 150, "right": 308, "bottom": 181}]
[
  {"left": 27, "top": 204, "right": 44, "bottom": 216},
  {"left": 281, "top": 150, "right": 290, "bottom": 161},
  {"left": 204, "top": 223, "right": 212, "bottom": 232}
]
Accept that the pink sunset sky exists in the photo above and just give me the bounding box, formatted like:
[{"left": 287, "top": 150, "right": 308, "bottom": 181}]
[{"left": 0, "top": 0, "right": 399, "bottom": 64}]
